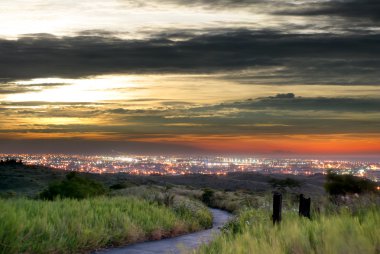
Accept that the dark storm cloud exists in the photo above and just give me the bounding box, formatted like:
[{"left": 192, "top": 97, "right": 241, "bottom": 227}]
[
  {"left": 277, "top": 0, "right": 380, "bottom": 22},
  {"left": 1, "top": 30, "right": 379, "bottom": 85}
]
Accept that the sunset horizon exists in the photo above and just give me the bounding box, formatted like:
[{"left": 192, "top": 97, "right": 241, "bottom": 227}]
[
  {"left": 1, "top": 0, "right": 380, "bottom": 157},
  {"left": 1, "top": 2, "right": 379, "bottom": 252}
]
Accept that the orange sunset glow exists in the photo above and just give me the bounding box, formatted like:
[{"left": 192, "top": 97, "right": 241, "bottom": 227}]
[
  {"left": 122, "top": 134, "right": 380, "bottom": 154},
  {"left": 0, "top": 0, "right": 379, "bottom": 158}
]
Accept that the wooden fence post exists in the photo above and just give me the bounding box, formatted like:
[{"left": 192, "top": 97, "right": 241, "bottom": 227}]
[
  {"left": 272, "top": 192, "right": 282, "bottom": 225},
  {"left": 299, "top": 194, "right": 311, "bottom": 219}
]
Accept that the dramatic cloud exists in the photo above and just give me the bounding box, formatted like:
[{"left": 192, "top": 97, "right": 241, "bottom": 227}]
[
  {"left": 158, "top": 0, "right": 267, "bottom": 8},
  {"left": 1, "top": 31, "right": 379, "bottom": 85},
  {"left": 2, "top": 94, "right": 380, "bottom": 137},
  {"left": 1, "top": 0, "right": 379, "bottom": 155},
  {"left": 165, "top": 0, "right": 380, "bottom": 23},
  {"left": 0, "top": 86, "right": 31, "bottom": 94},
  {"left": 0, "top": 83, "right": 70, "bottom": 95},
  {"left": 0, "top": 138, "right": 203, "bottom": 155},
  {"left": 277, "top": 0, "right": 380, "bottom": 22}
]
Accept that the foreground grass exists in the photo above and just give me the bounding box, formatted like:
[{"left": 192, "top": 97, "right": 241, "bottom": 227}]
[
  {"left": 197, "top": 206, "right": 380, "bottom": 254},
  {"left": 0, "top": 196, "right": 211, "bottom": 254}
]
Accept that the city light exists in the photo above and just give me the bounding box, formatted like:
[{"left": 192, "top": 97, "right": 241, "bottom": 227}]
[{"left": 1, "top": 154, "right": 379, "bottom": 181}]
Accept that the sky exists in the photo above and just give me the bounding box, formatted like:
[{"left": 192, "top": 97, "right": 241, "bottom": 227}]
[{"left": 0, "top": 0, "right": 380, "bottom": 156}]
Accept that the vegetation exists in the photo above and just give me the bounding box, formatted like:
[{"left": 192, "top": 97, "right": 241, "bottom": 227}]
[
  {"left": 2, "top": 164, "right": 378, "bottom": 254},
  {"left": 325, "top": 171, "right": 377, "bottom": 195},
  {"left": 198, "top": 189, "right": 271, "bottom": 213},
  {"left": 201, "top": 188, "right": 215, "bottom": 206},
  {"left": 0, "top": 158, "right": 23, "bottom": 166},
  {"left": 0, "top": 196, "right": 211, "bottom": 254},
  {"left": 268, "top": 177, "right": 302, "bottom": 192},
  {"left": 111, "top": 185, "right": 213, "bottom": 228},
  {"left": 39, "top": 172, "right": 107, "bottom": 200},
  {"left": 109, "top": 181, "right": 135, "bottom": 190},
  {"left": 0, "top": 164, "right": 326, "bottom": 198},
  {"left": 0, "top": 167, "right": 214, "bottom": 253},
  {"left": 198, "top": 203, "right": 380, "bottom": 254},
  {"left": 196, "top": 174, "right": 380, "bottom": 254}
]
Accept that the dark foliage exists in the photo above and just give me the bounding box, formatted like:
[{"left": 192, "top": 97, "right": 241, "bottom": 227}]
[
  {"left": 325, "top": 171, "right": 377, "bottom": 195},
  {"left": 110, "top": 182, "right": 129, "bottom": 190},
  {"left": 202, "top": 188, "right": 215, "bottom": 206},
  {"left": 40, "top": 172, "right": 107, "bottom": 200},
  {"left": 0, "top": 158, "right": 23, "bottom": 166},
  {"left": 163, "top": 193, "right": 175, "bottom": 207},
  {"left": 268, "top": 177, "right": 302, "bottom": 191}
]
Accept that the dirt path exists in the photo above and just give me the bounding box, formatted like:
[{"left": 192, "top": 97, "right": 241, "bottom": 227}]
[{"left": 94, "top": 208, "right": 232, "bottom": 254}]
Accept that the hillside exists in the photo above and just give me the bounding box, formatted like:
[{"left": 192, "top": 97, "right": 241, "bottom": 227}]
[{"left": 0, "top": 163, "right": 325, "bottom": 197}]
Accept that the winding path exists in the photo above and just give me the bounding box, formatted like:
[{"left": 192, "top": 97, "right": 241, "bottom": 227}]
[{"left": 94, "top": 209, "right": 232, "bottom": 254}]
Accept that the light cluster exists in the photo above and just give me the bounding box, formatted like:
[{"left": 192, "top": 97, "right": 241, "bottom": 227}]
[{"left": 1, "top": 154, "right": 379, "bottom": 182}]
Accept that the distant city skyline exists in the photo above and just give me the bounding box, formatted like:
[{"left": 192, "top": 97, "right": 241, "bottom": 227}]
[
  {"left": 1, "top": 154, "right": 379, "bottom": 183},
  {"left": 1, "top": 0, "right": 380, "bottom": 156}
]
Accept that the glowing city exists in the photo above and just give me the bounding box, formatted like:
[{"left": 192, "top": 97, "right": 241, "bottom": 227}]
[{"left": 1, "top": 154, "right": 379, "bottom": 182}]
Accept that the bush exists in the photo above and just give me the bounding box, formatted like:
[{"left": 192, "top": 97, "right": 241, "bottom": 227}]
[
  {"left": 110, "top": 182, "right": 129, "bottom": 190},
  {"left": 201, "top": 188, "right": 214, "bottom": 206},
  {"left": 268, "top": 177, "right": 302, "bottom": 191},
  {"left": 325, "top": 171, "right": 377, "bottom": 195},
  {"left": 40, "top": 172, "right": 107, "bottom": 200}
]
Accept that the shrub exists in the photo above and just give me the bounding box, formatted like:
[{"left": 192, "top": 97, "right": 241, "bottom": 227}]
[
  {"left": 40, "top": 172, "right": 107, "bottom": 200},
  {"left": 268, "top": 177, "right": 302, "bottom": 191},
  {"left": 0, "top": 158, "right": 23, "bottom": 167},
  {"left": 201, "top": 188, "right": 214, "bottom": 206},
  {"left": 110, "top": 182, "right": 129, "bottom": 190},
  {"left": 325, "top": 171, "right": 377, "bottom": 195}
]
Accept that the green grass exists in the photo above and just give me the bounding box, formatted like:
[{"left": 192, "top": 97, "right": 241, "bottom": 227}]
[
  {"left": 197, "top": 206, "right": 380, "bottom": 254},
  {"left": 0, "top": 196, "right": 211, "bottom": 254},
  {"left": 111, "top": 185, "right": 213, "bottom": 228}
]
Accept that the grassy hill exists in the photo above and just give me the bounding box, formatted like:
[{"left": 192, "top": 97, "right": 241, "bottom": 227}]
[
  {"left": 1, "top": 163, "right": 379, "bottom": 254},
  {"left": 0, "top": 164, "right": 67, "bottom": 197},
  {"left": 0, "top": 163, "right": 326, "bottom": 198},
  {"left": 0, "top": 163, "right": 214, "bottom": 253}
]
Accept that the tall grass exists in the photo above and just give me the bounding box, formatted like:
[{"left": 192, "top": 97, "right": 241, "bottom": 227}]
[
  {"left": 0, "top": 196, "right": 211, "bottom": 254},
  {"left": 111, "top": 185, "right": 213, "bottom": 228},
  {"left": 197, "top": 206, "right": 380, "bottom": 254}
]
